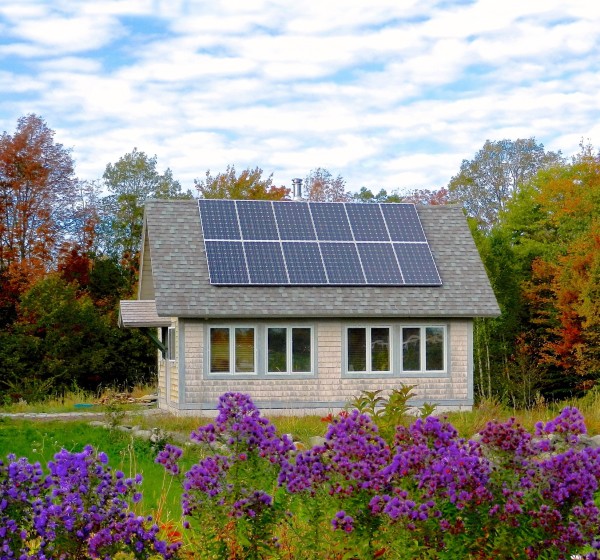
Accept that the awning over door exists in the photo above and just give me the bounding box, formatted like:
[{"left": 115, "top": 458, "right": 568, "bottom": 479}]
[{"left": 118, "top": 300, "right": 172, "bottom": 328}]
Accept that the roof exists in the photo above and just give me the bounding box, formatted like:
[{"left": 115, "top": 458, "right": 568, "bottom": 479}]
[
  {"left": 136, "top": 199, "right": 500, "bottom": 319},
  {"left": 119, "top": 300, "right": 172, "bottom": 328}
]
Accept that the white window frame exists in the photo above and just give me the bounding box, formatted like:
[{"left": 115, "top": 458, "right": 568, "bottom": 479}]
[
  {"left": 345, "top": 325, "right": 392, "bottom": 374},
  {"left": 208, "top": 325, "right": 257, "bottom": 375},
  {"left": 401, "top": 325, "right": 446, "bottom": 373},
  {"left": 266, "top": 325, "right": 314, "bottom": 375}
]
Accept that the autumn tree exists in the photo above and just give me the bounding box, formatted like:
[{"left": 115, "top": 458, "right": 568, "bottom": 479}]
[
  {"left": 0, "top": 114, "right": 80, "bottom": 324},
  {"left": 0, "top": 114, "right": 78, "bottom": 273},
  {"left": 195, "top": 165, "right": 289, "bottom": 200},
  {"left": 518, "top": 145, "right": 600, "bottom": 393},
  {"left": 99, "top": 148, "right": 191, "bottom": 285},
  {"left": 473, "top": 142, "right": 600, "bottom": 404},
  {"left": 448, "top": 138, "right": 563, "bottom": 229},
  {"left": 304, "top": 168, "right": 350, "bottom": 202}
]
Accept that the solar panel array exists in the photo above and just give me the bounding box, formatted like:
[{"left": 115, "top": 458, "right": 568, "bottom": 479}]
[{"left": 198, "top": 199, "right": 442, "bottom": 286}]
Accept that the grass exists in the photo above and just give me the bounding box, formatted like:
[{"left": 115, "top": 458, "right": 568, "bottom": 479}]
[
  {"left": 0, "top": 384, "right": 157, "bottom": 414},
  {"left": 0, "top": 416, "right": 205, "bottom": 521}
]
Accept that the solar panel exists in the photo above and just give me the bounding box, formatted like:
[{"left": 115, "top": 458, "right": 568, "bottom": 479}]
[
  {"left": 381, "top": 204, "right": 426, "bottom": 242},
  {"left": 309, "top": 203, "right": 353, "bottom": 241},
  {"left": 320, "top": 243, "right": 366, "bottom": 284},
  {"left": 244, "top": 242, "right": 288, "bottom": 284},
  {"left": 204, "top": 241, "right": 249, "bottom": 284},
  {"left": 282, "top": 242, "right": 327, "bottom": 284},
  {"left": 274, "top": 202, "right": 316, "bottom": 240},
  {"left": 198, "top": 199, "right": 442, "bottom": 286},
  {"left": 198, "top": 199, "right": 241, "bottom": 240},
  {"left": 357, "top": 243, "right": 403, "bottom": 284},
  {"left": 346, "top": 203, "right": 389, "bottom": 241},
  {"left": 394, "top": 243, "right": 441, "bottom": 285},
  {"left": 236, "top": 200, "right": 278, "bottom": 240}
]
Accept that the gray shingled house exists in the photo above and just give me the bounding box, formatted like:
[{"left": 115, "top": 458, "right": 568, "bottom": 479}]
[{"left": 119, "top": 198, "right": 499, "bottom": 415}]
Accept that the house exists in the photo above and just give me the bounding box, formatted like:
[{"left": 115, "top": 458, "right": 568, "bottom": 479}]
[{"left": 119, "top": 196, "right": 499, "bottom": 415}]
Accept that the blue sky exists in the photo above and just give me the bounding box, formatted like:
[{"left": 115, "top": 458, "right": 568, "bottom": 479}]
[{"left": 1, "top": 0, "right": 599, "bottom": 193}]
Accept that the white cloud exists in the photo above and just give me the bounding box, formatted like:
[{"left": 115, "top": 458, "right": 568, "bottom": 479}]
[{"left": 0, "top": 0, "right": 598, "bottom": 193}]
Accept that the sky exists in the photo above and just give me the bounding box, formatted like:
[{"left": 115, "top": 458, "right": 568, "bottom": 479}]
[{"left": 1, "top": 0, "right": 599, "bottom": 194}]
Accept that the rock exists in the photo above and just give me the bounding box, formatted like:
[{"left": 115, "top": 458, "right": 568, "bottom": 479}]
[{"left": 309, "top": 436, "right": 326, "bottom": 448}]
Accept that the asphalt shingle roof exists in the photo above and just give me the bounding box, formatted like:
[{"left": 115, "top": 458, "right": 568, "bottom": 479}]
[{"left": 140, "top": 199, "right": 500, "bottom": 319}]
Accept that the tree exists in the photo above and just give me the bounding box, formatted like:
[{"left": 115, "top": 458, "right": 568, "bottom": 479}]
[
  {"left": 396, "top": 187, "right": 449, "bottom": 205},
  {"left": 448, "top": 138, "right": 563, "bottom": 229},
  {"left": 0, "top": 273, "right": 157, "bottom": 401},
  {"left": 100, "top": 148, "right": 191, "bottom": 285},
  {"left": 353, "top": 187, "right": 402, "bottom": 203},
  {"left": 304, "top": 168, "right": 350, "bottom": 202},
  {"left": 0, "top": 114, "right": 78, "bottom": 276},
  {"left": 195, "top": 165, "right": 288, "bottom": 200}
]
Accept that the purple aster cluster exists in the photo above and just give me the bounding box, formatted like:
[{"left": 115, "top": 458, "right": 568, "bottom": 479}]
[
  {"left": 331, "top": 510, "right": 354, "bottom": 532},
  {"left": 155, "top": 443, "right": 183, "bottom": 475},
  {"left": 280, "top": 409, "right": 390, "bottom": 496},
  {"left": 182, "top": 454, "right": 231, "bottom": 515},
  {"left": 535, "top": 405, "right": 588, "bottom": 445},
  {"left": 190, "top": 392, "right": 294, "bottom": 465},
  {"left": 378, "top": 416, "right": 493, "bottom": 520},
  {"left": 179, "top": 397, "right": 600, "bottom": 559},
  {"left": 231, "top": 490, "right": 273, "bottom": 519},
  {"left": 479, "top": 417, "right": 536, "bottom": 459},
  {"left": 0, "top": 446, "right": 179, "bottom": 559}
]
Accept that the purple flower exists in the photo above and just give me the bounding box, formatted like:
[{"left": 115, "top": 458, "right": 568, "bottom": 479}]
[
  {"left": 331, "top": 510, "right": 354, "bottom": 532},
  {"left": 155, "top": 444, "right": 183, "bottom": 476}
]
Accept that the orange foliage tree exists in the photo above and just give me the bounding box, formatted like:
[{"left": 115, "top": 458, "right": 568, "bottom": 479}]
[
  {"left": 0, "top": 115, "right": 80, "bottom": 320},
  {"left": 519, "top": 144, "right": 600, "bottom": 392}
]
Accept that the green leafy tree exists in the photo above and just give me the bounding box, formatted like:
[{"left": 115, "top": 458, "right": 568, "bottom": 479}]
[
  {"left": 195, "top": 165, "right": 289, "bottom": 200},
  {"left": 353, "top": 187, "right": 403, "bottom": 203},
  {"left": 0, "top": 274, "right": 156, "bottom": 401},
  {"left": 99, "top": 148, "right": 191, "bottom": 285},
  {"left": 448, "top": 138, "right": 563, "bottom": 230}
]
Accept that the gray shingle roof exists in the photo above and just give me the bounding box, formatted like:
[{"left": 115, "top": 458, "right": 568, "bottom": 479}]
[{"left": 139, "top": 199, "right": 500, "bottom": 319}]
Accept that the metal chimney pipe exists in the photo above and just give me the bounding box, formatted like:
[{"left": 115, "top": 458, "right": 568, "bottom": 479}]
[{"left": 292, "top": 178, "right": 303, "bottom": 201}]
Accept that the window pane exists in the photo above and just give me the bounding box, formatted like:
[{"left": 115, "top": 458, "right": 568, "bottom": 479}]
[
  {"left": 167, "top": 328, "right": 176, "bottom": 361},
  {"left": 347, "top": 328, "right": 366, "bottom": 372},
  {"left": 403, "top": 328, "right": 420, "bottom": 371},
  {"left": 235, "top": 328, "right": 255, "bottom": 372},
  {"left": 426, "top": 327, "right": 444, "bottom": 371},
  {"left": 210, "top": 328, "right": 230, "bottom": 372},
  {"left": 371, "top": 328, "right": 390, "bottom": 371},
  {"left": 292, "top": 328, "right": 311, "bottom": 372},
  {"left": 268, "top": 327, "right": 287, "bottom": 372}
]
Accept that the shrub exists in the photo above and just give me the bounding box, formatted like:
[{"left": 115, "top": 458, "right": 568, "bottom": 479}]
[{"left": 159, "top": 393, "right": 600, "bottom": 559}]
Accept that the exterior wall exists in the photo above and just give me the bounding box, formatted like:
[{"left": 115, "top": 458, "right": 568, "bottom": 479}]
[
  {"left": 163, "top": 318, "right": 473, "bottom": 416},
  {"left": 156, "top": 318, "right": 180, "bottom": 414}
]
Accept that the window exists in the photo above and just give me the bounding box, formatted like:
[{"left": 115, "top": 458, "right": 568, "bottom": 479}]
[
  {"left": 167, "top": 327, "right": 176, "bottom": 361},
  {"left": 402, "top": 326, "right": 445, "bottom": 372},
  {"left": 267, "top": 327, "right": 312, "bottom": 373},
  {"left": 346, "top": 327, "right": 390, "bottom": 373},
  {"left": 209, "top": 327, "right": 256, "bottom": 374}
]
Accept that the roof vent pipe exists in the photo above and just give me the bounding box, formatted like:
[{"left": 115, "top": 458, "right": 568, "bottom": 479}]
[{"left": 292, "top": 178, "right": 303, "bottom": 201}]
